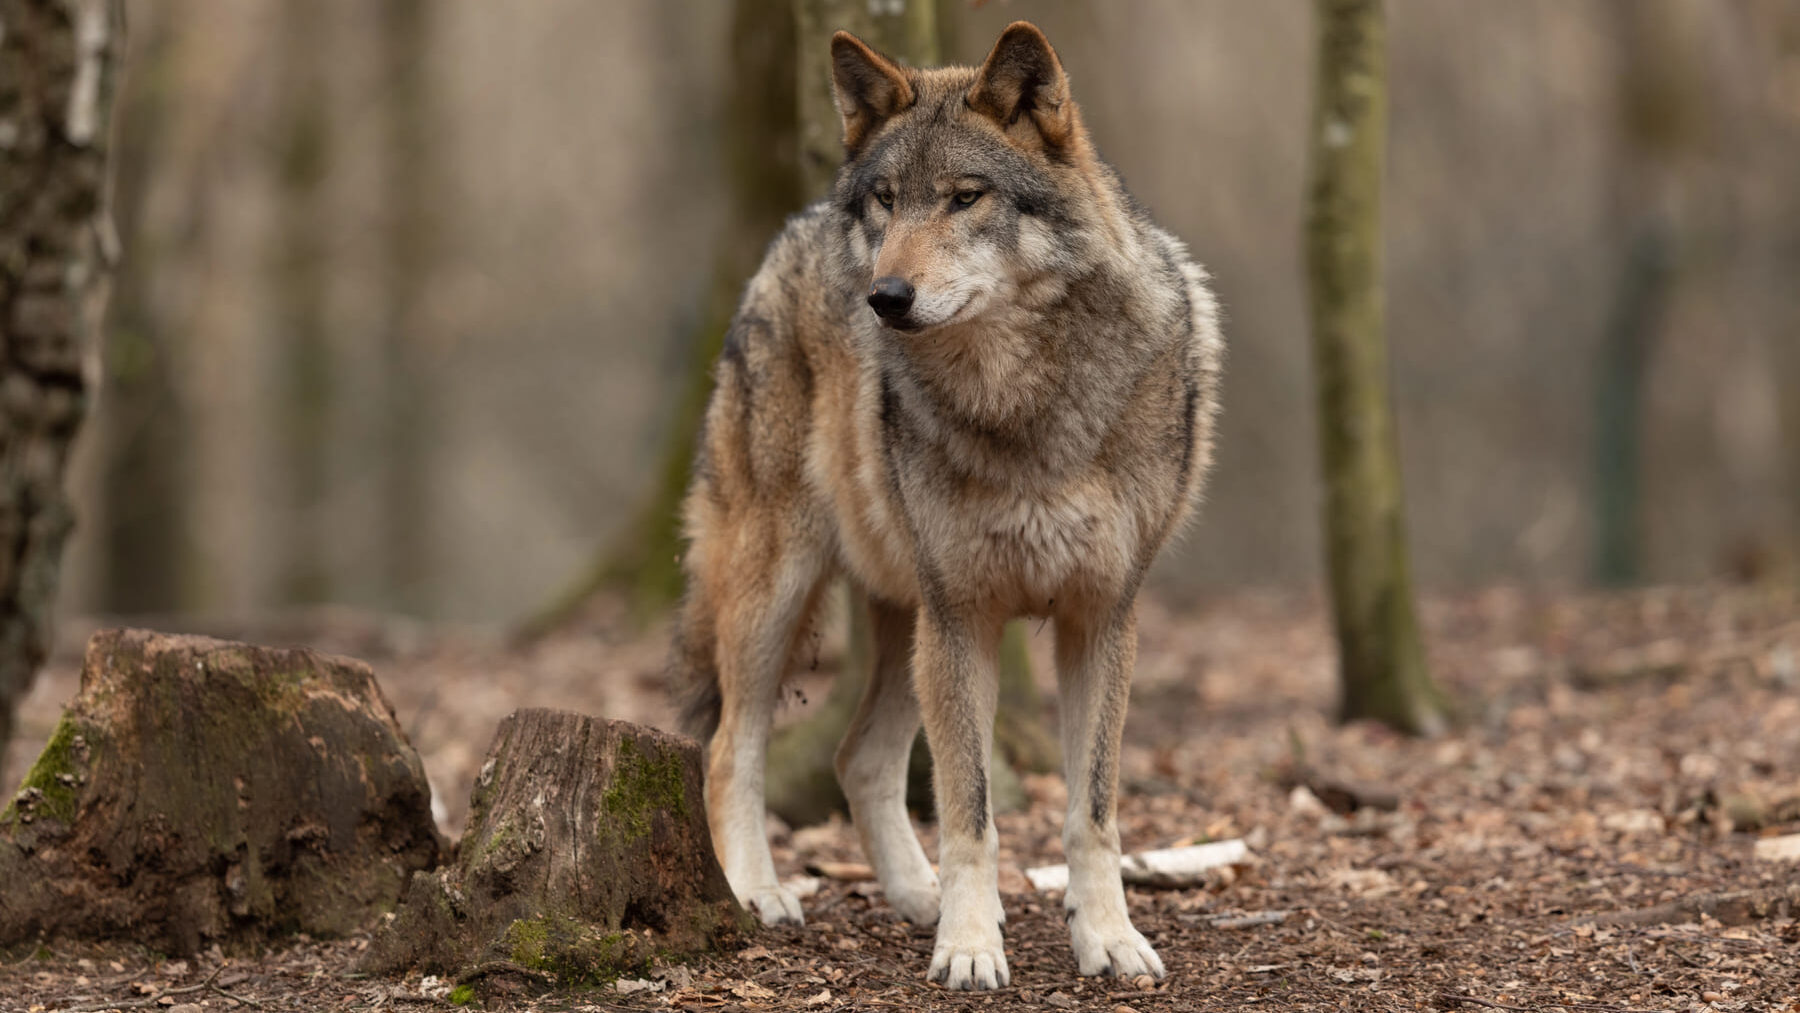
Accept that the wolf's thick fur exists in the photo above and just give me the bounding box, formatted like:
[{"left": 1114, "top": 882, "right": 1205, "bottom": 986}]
[{"left": 670, "top": 22, "right": 1223, "bottom": 990}]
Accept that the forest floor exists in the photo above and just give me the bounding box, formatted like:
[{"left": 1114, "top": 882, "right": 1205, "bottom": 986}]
[{"left": 4, "top": 585, "right": 1799, "bottom": 1012}]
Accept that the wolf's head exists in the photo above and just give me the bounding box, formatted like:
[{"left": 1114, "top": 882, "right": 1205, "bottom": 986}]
[{"left": 830, "top": 22, "right": 1114, "bottom": 334}]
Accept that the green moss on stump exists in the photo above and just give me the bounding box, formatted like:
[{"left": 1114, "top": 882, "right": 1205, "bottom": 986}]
[
  {"left": 503, "top": 915, "right": 647, "bottom": 985},
  {"left": 2, "top": 713, "right": 90, "bottom": 826},
  {"left": 447, "top": 984, "right": 475, "bottom": 1006},
  {"left": 599, "top": 738, "right": 689, "bottom": 842}
]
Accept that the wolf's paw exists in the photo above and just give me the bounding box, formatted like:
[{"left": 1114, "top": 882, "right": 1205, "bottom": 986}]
[
  {"left": 886, "top": 880, "right": 941, "bottom": 926},
  {"left": 1069, "top": 908, "right": 1164, "bottom": 979},
  {"left": 743, "top": 884, "right": 804, "bottom": 926},
  {"left": 927, "top": 924, "right": 1010, "bottom": 991}
]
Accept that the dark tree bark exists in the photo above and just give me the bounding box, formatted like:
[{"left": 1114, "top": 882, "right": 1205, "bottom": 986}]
[
  {"left": 0, "top": 630, "right": 444, "bottom": 954},
  {"left": 0, "top": 0, "right": 126, "bottom": 778},
  {"left": 1305, "top": 0, "right": 1449, "bottom": 736},
  {"left": 366, "top": 710, "right": 747, "bottom": 999}
]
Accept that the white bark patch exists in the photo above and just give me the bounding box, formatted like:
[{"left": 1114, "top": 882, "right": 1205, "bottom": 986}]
[{"left": 64, "top": 0, "right": 112, "bottom": 146}]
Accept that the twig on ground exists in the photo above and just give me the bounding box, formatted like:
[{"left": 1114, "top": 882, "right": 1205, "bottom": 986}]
[
  {"left": 211, "top": 979, "right": 267, "bottom": 1009},
  {"left": 1576, "top": 883, "right": 1800, "bottom": 927},
  {"left": 1435, "top": 994, "right": 1535, "bottom": 1012},
  {"left": 1207, "top": 909, "right": 1292, "bottom": 929},
  {"left": 805, "top": 860, "right": 876, "bottom": 882},
  {"left": 59, "top": 966, "right": 222, "bottom": 1013}
]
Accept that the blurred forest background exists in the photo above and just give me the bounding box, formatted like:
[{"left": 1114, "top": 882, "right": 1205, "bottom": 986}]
[{"left": 63, "top": 0, "right": 1800, "bottom": 628}]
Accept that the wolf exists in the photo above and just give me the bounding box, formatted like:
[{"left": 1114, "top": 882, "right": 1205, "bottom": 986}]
[{"left": 669, "top": 21, "right": 1223, "bottom": 990}]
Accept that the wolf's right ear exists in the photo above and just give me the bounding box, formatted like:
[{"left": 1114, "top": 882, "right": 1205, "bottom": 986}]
[{"left": 831, "top": 31, "right": 914, "bottom": 156}]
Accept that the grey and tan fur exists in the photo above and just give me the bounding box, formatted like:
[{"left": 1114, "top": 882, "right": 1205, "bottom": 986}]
[{"left": 669, "top": 22, "right": 1223, "bottom": 991}]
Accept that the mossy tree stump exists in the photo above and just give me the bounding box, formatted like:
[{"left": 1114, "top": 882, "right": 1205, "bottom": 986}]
[
  {"left": 366, "top": 710, "right": 748, "bottom": 997},
  {"left": 0, "top": 629, "right": 444, "bottom": 954}
]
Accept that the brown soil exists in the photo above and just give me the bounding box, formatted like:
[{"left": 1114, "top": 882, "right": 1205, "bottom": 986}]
[{"left": 4, "top": 585, "right": 1799, "bottom": 1011}]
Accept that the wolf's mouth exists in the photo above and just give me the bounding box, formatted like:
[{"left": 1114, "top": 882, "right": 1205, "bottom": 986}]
[{"left": 881, "top": 293, "right": 975, "bottom": 334}]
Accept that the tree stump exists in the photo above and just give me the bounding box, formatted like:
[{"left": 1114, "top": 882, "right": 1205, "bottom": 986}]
[
  {"left": 0, "top": 629, "right": 444, "bottom": 954},
  {"left": 366, "top": 709, "right": 749, "bottom": 996}
]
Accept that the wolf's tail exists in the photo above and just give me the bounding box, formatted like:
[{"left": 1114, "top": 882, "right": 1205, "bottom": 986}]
[{"left": 669, "top": 595, "right": 721, "bottom": 745}]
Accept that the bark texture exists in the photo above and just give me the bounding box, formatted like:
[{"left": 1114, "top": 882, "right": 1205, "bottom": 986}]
[
  {"left": 1305, "top": 0, "right": 1449, "bottom": 735},
  {"left": 0, "top": 0, "right": 125, "bottom": 778},
  {"left": 0, "top": 629, "right": 444, "bottom": 954},
  {"left": 366, "top": 710, "right": 747, "bottom": 997}
]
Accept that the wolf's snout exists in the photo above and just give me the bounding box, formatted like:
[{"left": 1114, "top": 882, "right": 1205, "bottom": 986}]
[{"left": 867, "top": 276, "right": 916, "bottom": 322}]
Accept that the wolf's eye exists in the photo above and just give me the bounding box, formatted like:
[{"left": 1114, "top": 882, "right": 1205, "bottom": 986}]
[
  {"left": 875, "top": 191, "right": 894, "bottom": 210},
  {"left": 953, "top": 190, "right": 983, "bottom": 208}
]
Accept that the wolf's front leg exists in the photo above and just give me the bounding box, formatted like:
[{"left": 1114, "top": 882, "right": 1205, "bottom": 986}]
[
  {"left": 915, "top": 613, "right": 1008, "bottom": 989},
  {"left": 1054, "top": 602, "right": 1164, "bottom": 980}
]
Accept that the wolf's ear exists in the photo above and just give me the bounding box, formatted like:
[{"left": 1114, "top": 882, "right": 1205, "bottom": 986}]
[
  {"left": 968, "top": 22, "right": 1073, "bottom": 148},
  {"left": 832, "top": 31, "right": 914, "bottom": 155}
]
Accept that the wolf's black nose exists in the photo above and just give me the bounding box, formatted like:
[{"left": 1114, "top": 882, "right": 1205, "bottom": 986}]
[{"left": 867, "top": 276, "right": 915, "bottom": 320}]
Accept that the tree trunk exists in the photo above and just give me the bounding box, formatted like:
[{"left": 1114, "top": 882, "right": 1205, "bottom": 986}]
[
  {"left": 515, "top": 0, "right": 804, "bottom": 637},
  {"left": 0, "top": 0, "right": 126, "bottom": 779},
  {"left": 1591, "top": 1, "right": 1696, "bottom": 587},
  {"left": 96, "top": 9, "right": 189, "bottom": 615},
  {"left": 366, "top": 709, "right": 748, "bottom": 1001},
  {"left": 1590, "top": 223, "right": 1671, "bottom": 586},
  {"left": 793, "top": 0, "right": 939, "bottom": 196},
  {"left": 379, "top": 0, "right": 435, "bottom": 616},
  {"left": 0, "top": 630, "right": 444, "bottom": 954},
  {"left": 1305, "top": 0, "right": 1449, "bottom": 736},
  {"left": 272, "top": 0, "right": 333, "bottom": 604}
]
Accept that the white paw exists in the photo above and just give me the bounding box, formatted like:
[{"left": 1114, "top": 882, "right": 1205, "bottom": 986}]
[
  {"left": 927, "top": 920, "right": 1010, "bottom": 990},
  {"left": 1069, "top": 908, "right": 1164, "bottom": 979},
  {"left": 885, "top": 879, "right": 941, "bottom": 925},
  {"left": 742, "top": 884, "right": 804, "bottom": 926}
]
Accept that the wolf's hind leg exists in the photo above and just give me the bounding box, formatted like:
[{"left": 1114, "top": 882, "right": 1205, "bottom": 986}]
[
  {"left": 835, "top": 595, "right": 939, "bottom": 925},
  {"left": 1055, "top": 601, "right": 1165, "bottom": 979},
  {"left": 701, "top": 537, "right": 827, "bottom": 926}
]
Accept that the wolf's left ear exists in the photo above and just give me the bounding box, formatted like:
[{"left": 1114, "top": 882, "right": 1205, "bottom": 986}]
[
  {"left": 968, "top": 22, "right": 1073, "bottom": 148},
  {"left": 832, "top": 31, "right": 914, "bottom": 155}
]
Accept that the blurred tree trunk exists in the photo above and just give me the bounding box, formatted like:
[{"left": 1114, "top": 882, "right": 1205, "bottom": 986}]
[
  {"left": 379, "top": 0, "right": 434, "bottom": 615},
  {"left": 764, "top": 0, "right": 1052, "bottom": 827},
  {"left": 1591, "top": 0, "right": 1694, "bottom": 587},
  {"left": 272, "top": 0, "right": 333, "bottom": 604},
  {"left": 0, "top": 0, "right": 125, "bottom": 777},
  {"left": 97, "top": 10, "right": 187, "bottom": 613},
  {"left": 1590, "top": 224, "right": 1671, "bottom": 587},
  {"left": 1305, "top": 0, "right": 1449, "bottom": 736},
  {"left": 515, "top": 0, "right": 804, "bottom": 638}
]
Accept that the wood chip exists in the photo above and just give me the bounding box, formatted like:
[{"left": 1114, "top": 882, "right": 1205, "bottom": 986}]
[
  {"left": 1752, "top": 833, "right": 1800, "bottom": 863},
  {"left": 1025, "top": 839, "right": 1248, "bottom": 891}
]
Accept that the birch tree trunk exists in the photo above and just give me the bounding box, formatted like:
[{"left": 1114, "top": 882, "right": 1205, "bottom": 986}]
[
  {"left": 0, "top": 0, "right": 126, "bottom": 779},
  {"left": 1305, "top": 0, "right": 1449, "bottom": 736}
]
